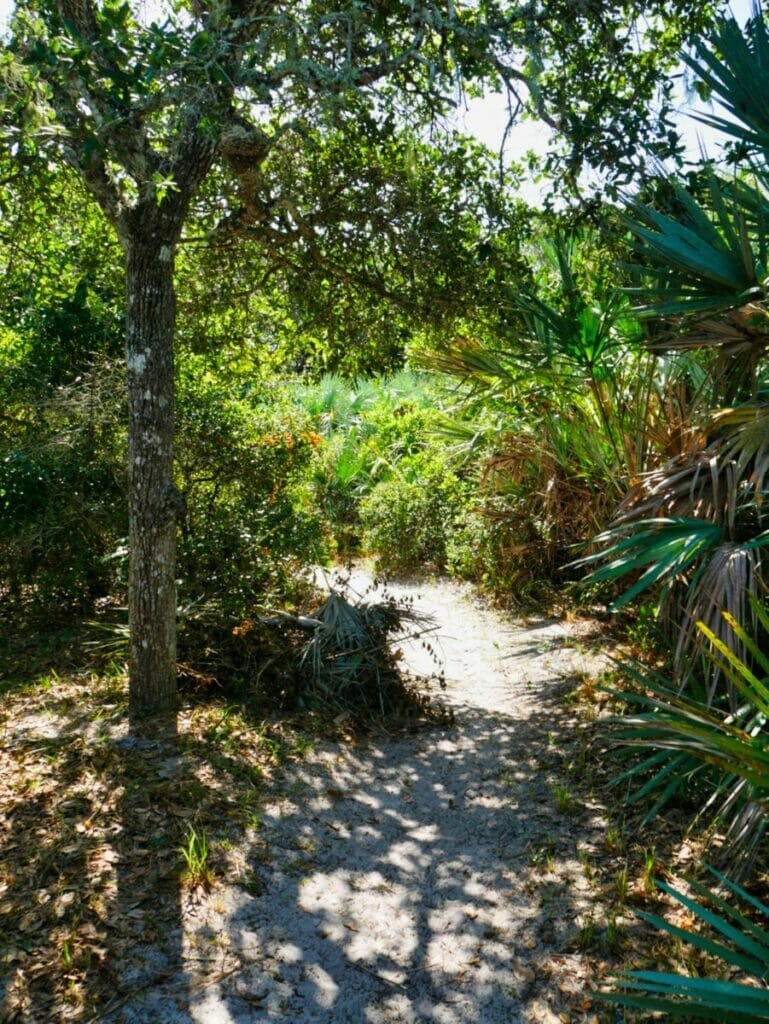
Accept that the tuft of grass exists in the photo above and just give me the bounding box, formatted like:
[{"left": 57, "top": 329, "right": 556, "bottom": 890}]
[
  {"left": 552, "top": 783, "right": 577, "bottom": 815},
  {"left": 604, "top": 914, "right": 624, "bottom": 953},
  {"left": 577, "top": 913, "right": 597, "bottom": 951},
  {"left": 179, "top": 827, "right": 215, "bottom": 891},
  {"left": 642, "top": 846, "right": 657, "bottom": 895},
  {"left": 604, "top": 822, "right": 626, "bottom": 853},
  {"left": 530, "top": 838, "right": 556, "bottom": 873}
]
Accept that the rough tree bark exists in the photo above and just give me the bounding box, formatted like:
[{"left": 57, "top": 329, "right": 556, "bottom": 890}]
[
  {"left": 114, "top": 135, "right": 216, "bottom": 719},
  {"left": 124, "top": 230, "right": 181, "bottom": 718}
]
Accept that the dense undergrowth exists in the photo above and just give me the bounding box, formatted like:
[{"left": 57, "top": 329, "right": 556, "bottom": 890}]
[{"left": 6, "top": 5, "right": 769, "bottom": 1019}]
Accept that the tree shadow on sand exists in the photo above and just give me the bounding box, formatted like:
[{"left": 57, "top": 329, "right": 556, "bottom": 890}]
[{"left": 95, "top": 621, "right": 644, "bottom": 1024}]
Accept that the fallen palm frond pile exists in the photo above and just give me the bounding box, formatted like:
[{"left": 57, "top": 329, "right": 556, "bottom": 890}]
[{"left": 179, "top": 575, "right": 451, "bottom": 727}]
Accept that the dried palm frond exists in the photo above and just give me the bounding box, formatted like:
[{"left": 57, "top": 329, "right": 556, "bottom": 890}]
[
  {"left": 717, "top": 406, "right": 769, "bottom": 510},
  {"left": 648, "top": 304, "right": 769, "bottom": 354},
  {"left": 676, "top": 541, "right": 767, "bottom": 702},
  {"left": 283, "top": 585, "right": 447, "bottom": 722},
  {"left": 614, "top": 447, "right": 726, "bottom": 526},
  {"left": 585, "top": 421, "right": 769, "bottom": 693}
]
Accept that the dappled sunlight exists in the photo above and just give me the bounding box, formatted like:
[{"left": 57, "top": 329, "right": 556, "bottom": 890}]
[
  {"left": 133, "top": 579, "right": 614, "bottom": 1024},
  {"left": 1, "top": 578, "right": 619, "bottom": 1023}
]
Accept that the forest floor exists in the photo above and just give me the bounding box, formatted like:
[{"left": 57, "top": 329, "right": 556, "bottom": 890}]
[{"left": 0, "top": 570, "right": 689, "bottom": 1023}]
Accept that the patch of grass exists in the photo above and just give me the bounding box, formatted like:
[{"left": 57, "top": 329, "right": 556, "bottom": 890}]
[
  {"left": 604, "top": 914, "right": 624, "bottom": 953},
  {"left": 552, "top": 783, "right": 577, "bottom": 815},
  {"left": 642, "top": 846, "right": 657, "bottom": 896},
  {"left": 530, "top": 838, "right": 556, "bottom": 873},
  {"left": 179, "top": 827, "right": 215, "bottom": 891},
  {"left": 577, "top": 913, "right": 597, "bottom": 951},
  {"left": 604, "top": 822, "right": 626, "bottom": 853},
  {"left": 579, "top": 850, "right": 596, "bottom": 883}
]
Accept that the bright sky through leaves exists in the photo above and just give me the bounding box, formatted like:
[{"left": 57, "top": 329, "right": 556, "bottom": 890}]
[{"left": 0, "top": 0, "right": 757, "bottom": 204}]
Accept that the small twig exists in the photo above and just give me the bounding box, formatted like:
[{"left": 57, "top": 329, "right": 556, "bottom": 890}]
[
  {"left": 188, "top": 963, "right": 241, "bottom": 989},
  {"left": 350, "top": 960, "right": 406, "bottom": 989},
  {"left": 402, "top": 961, "right": 437, "bottom": 975},
  {"left": 84, "top": 962, "right": 240, "bottom": 1021},
  {"left": 85, "top": 992, "right": 133, "bottom": 1024}
]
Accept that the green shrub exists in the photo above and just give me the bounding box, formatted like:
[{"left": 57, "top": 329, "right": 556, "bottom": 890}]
[
  {"left": 306, "top": 426, "right": 375, "bottom": 555},
  {"left": 175, "top": 373, "right": 327, "bottom": 616},
  {"left": 359, "top": 457, "right": 471, "bottom": 572},
  {"left": 0, "top": 362, "right": 127, "bottom": 616},
  {"left": 0, "top": 361, "right": 328, "bottom": 622}
]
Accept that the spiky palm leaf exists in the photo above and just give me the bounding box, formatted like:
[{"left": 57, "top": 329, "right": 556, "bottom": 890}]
[
  {"left": 606, "top": 606, "right": 769, "bottom": 861},
  {"left": 600, "top": 867, "right": 769, "bottom": 1021},
  {"left": 584, "top": 400, "right": 769, "bottom": 684},
  {"left": 685, "top": 6, "right": 769, "bottom": 158},
  {"left": 578, "top": 516, "right": 726, "bottom": 610},
  {"left": 622, "top": 177, "right": 763, "bottom": 318}
]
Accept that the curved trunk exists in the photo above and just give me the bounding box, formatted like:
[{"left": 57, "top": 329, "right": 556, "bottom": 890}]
[{"left": 125, "top": 238, "right": 179, "bottom": 718}]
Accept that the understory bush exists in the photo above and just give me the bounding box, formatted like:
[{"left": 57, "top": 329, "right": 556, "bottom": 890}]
[
  {"left": 0, "top": 356, "right": 328, "bottom": 623},
  {"left": 175, "top": 370, "right": 326, "bottom": 616},
  {"left": 0, "top": 361, "right": 127, "bottom": 617},
  {"left": 359, "top": 458, "right": 473, "bottom": 572},
  {"left": 292, "top": 373, "right": 498, "bottom": 577},
  {"left": 444, "top": 506, "right": 547, "bottom": 600},
  {"left": 296, "top": 372, "right": 443, "bottom": 558}
]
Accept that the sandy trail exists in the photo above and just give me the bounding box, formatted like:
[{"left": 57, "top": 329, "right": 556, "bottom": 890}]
[{"left": 113, "top": 574, "right": 609, "bottom": 1024}]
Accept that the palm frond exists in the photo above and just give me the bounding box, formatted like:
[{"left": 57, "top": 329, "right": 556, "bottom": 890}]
[
  {"left": 685, "top": 9, "right": 769, "bottom": 158},
  {"left": 676, "top": 543, "right": 767, "bottom": 699},
  {"left": 600, "top": 867, "right": 769, "bottom": 1021},
  {"left": 605, "top": 609, "right": 769, "bottom": 862},
  {"left": 578, "top": 517, "right": 724, "bottom": 610}
]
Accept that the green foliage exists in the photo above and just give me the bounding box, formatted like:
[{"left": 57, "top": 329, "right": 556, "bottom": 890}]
[
  {"left": 606, "top": 606, "right": 769, "bottom": 866},
  {"left": 0, "top": 171, "right": 128, "bottom": 616},
  {"left": 292, "top": 372, "right": 466, "bottom": 566},
  {"left": 175, "top": 368, "right": 326, "bottom": 616},
  {"left": 0, "top": 350, "right": 328, "bottom": 621},
  {"left": 601, "top": 867, "right": 769, "bottom": 1021},
  {"left": 178, "top": 827, "right": 215, "bottom": 891},
  {"left": 583, "top": 9, "right": 769, "bottom": 692},
  {"left": 360, "top": 458, "right": 472, "bottom": 573},
  {"left": 307, "top": 425, "right": 375, "bottom": 555},
  {"left": 177, "top": 130, "right": 531, "bottom": 378},
  {"left": 423, "top": 229, "right": 654, "bottom": 596},
  {"left": 0, "top": 360, "right": 127, "bottom": 616}
]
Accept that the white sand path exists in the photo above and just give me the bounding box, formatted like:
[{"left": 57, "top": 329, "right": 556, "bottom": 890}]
[{"left": 112, "top": 573, "right": 610, "bottom": 1024}]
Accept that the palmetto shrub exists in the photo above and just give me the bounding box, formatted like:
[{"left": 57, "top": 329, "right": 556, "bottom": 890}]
[
  {"left": 601, "top": 608, "right": 769, "bottom": 1016},
  {"left": 607, "top": 605, "right": 769, "bottom": 868},
  {"left": 593, "top": 13, "right": 769, "bottom": 1019},
  {"left": 600, "top": 867, "right": 769, "bottom": 1022},
  {"left": 582, "top": 8, "right": 769, "bottom": 696}
]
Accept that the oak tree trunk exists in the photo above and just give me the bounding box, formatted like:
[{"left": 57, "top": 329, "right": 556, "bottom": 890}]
[{"left": 124, "top": 237, "right": 180, "bottom": 719}]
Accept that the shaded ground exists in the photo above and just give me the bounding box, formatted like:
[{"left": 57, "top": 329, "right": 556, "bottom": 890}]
[{"left": 2, "top": 572, "right": 623, "bottom": 1024}]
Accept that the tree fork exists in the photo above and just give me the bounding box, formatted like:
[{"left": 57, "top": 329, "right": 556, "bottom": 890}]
[{"left": 125, "top": 234, "right": 180, "bottom": 719}]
